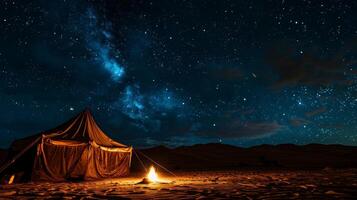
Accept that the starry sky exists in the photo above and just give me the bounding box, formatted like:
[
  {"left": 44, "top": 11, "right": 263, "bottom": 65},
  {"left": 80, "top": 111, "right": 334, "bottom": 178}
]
[{"left": 0, "top": 0, "right": 356, "bottom": 148}]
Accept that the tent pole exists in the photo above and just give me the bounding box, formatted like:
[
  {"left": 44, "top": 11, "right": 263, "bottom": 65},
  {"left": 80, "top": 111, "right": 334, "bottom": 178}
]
[{"left": 0, "top": 136, "right": 42, "bottom": 175}]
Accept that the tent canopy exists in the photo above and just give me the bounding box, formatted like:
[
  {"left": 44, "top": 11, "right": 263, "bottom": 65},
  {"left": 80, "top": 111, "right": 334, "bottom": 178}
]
[{"left": 42, "top": 109, "right": 127, "bottom": 147}]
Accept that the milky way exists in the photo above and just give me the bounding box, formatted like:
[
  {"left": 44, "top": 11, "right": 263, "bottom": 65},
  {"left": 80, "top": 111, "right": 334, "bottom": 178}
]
[
  {"left": 85, "top": 8, "right": 125, "bottom": 82},
  {"left": 0, "top": 0, "right": 356, "bottom": 148}
]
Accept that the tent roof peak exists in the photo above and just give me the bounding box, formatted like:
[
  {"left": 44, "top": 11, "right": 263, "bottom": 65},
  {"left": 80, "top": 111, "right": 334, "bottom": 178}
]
[
  {"left": 83, "top": 107, "right": 91, "bottom": 113},
  {"left": 42, "top": 109, "right": 127, "bottom": 148}
]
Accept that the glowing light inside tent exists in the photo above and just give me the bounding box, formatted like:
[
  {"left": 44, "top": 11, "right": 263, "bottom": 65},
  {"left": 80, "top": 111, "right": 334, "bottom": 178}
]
[
  {"left": 8, "top": 174, "right": 15, "bottom": 184},
  {"left": 147, "top": 166, "right": 159, "bottom": 183}
]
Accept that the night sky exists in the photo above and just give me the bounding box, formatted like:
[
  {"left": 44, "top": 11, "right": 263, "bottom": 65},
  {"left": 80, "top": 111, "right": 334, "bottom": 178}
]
[{"left": 0, "top": 0, "right": 356, "bottom": 148}]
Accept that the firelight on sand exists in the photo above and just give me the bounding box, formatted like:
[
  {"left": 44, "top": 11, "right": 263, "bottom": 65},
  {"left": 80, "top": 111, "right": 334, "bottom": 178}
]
[
  {"left": 147, "top": 166, "right": 159, "bottom": 183},
  {"left": 137, "top": 165, "right": 173, "bottom": 184}
]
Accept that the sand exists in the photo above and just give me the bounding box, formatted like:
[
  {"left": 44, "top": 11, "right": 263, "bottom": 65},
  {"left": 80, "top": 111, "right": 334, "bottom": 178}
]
[{"left": 1, "top": 169, "right": 357, "bottom": 199}]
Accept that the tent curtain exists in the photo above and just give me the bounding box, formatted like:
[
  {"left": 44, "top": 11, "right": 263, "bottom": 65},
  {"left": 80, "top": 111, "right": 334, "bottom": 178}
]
[
  {"left": 32, "top": 138, "right": 132, "bottom": 181},
  {"left": 85, "top": 142, "right": 132, "bottom": 180},
  {"left": 32, "top": 138, "right": 88, "bottom": 182}
]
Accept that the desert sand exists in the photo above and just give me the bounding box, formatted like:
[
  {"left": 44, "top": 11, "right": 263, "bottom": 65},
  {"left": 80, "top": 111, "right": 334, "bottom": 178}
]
[{"left": 1, "top": 169, "right": 357, "bottom": 199}]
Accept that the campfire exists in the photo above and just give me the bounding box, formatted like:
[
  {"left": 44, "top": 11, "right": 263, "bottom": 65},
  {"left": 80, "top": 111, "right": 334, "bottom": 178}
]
[
  {"left": 147, "top": 166, "right": 159, "bottom": 183},
  {"left": 134, "top": 149, "right": 175, "bottom": 184},
  {"left": 137, "top": 165, "right": 167, "bottom": 184}
]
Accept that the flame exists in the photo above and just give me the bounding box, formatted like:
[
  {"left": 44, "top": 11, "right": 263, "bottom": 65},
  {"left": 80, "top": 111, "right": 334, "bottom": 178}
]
[
  {"left": 147, "top": 166, "right": 159, "bottom": 183},
  {"left": 8, "top": 174, "right": 15, "bottom": 184}
]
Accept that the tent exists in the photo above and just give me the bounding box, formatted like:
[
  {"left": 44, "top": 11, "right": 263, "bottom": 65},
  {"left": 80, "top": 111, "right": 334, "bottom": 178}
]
[{"left": 0, "top": 109, "right": 132, "bottom": 183}]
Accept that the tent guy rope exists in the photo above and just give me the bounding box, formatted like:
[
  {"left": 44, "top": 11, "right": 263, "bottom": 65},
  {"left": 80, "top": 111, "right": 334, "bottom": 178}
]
[
  {"left": 133, "top": 148, "right": 147, "bottom": 172},
  {"left": 135, "top": 149, "right": 177, "bottom": 177}
]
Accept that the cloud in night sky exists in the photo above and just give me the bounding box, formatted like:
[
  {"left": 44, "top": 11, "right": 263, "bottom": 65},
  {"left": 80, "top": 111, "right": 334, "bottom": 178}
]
[
  {"left": 210, "top": 67, "right": 244, "bottom": 81},
  {"left": 267, "top": 44, "right": 356, "bottom": 89},
  {"left": 305, "top": 107, "right": 327, "bottom": 117},
  {"left": 289, "top": 118, "right": 311, "bottom": 127},
  {"left": 194, "top": 120, "right": 284, "bottom": 139}
]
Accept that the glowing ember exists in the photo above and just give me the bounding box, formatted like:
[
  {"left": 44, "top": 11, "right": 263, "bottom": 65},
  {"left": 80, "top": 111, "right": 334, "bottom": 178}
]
[{"left": 147, "top": 166, "right": 159, "bottom": 183}]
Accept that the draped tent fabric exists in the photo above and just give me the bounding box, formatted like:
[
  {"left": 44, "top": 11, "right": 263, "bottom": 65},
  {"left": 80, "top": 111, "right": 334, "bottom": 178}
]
[
  {"left": 32, "top": 138, "right": 132, "bottom": 181},
  {"left": 0, "top": 109, "right": 132, "bottom": 182},
  {"left": 32, "top": 138, "right": 89, "bottom": 181},
  {"left": 44, "top": 109, "right": 127, "bottom": 147},
  {"left": 85, "top": 142, "right": 132, "bottom": 180}
]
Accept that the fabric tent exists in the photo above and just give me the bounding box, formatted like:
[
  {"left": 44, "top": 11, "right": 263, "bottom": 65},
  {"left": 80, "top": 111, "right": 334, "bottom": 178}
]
[{"left": 0, "top": 109, "right": 132, "bottom": 182}]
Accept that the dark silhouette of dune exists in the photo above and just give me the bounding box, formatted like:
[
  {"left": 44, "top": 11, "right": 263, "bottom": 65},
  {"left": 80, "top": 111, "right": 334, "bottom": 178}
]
[
  {"left": 131, "top": 143, "right": 357, "bottom": 171},
  {"left": 1, "top": 143, "right": 356, "bottom": 172}
]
